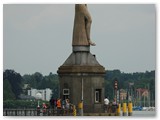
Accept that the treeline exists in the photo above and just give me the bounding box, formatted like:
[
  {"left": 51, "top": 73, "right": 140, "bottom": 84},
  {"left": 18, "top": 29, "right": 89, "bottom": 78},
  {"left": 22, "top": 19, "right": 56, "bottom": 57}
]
[
  {"left": 3, "top": 70, "right": 59, "bottom": 101},
  {"left": 3, "top": 70, "right": 22, "bottom": 100},
  {"left": 105, "top": 70, "right": 155, "bottom": 100},
  {"left": 23, "top": 72, "right": 59, "bottom": 98},
  {"left": 3, "top": 69, "right": 155, "bottom": 102}
]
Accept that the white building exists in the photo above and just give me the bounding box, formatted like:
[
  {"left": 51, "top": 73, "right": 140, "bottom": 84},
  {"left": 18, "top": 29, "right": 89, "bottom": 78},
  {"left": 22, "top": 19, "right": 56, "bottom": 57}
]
[{"left": 28, "top": 88, "right": 52, "bottom": 101}]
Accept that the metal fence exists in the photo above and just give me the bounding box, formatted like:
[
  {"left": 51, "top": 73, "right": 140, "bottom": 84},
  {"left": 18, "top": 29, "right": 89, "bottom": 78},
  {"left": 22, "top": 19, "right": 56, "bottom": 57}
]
[{"left": 3, "top": 108, "right": 74, "bottom": 116}]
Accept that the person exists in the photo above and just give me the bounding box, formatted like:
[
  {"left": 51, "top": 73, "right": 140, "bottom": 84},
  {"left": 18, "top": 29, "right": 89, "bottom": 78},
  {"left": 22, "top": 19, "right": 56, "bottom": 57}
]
[
  {"left": 37, "top": 105, "right": 41, "bottom": 116},
  {"left": 72, "top": 4, "right": 96, "bottom": 46},
  {"left": 42, "top": 103, "right": 47, "bottom": 116},
  {"left": 62, "top": 99, "right": 66, "bottom": 109},
  {"left": 104, "top": 97, "right": 109, "bottom": 112},
  {"left": 112, "top": 98, "right": 118, "bottom": 113},
  {"left": 46, "top": 103, "right": 50, "bottom": 116},
  {"left": 62, "top": 99, "right": 66, "bottom": 115},
  {"left": 49, "top": 98, "right": 54, "bottom": 109},
  {"left": 113, "top": 98, "right": 117, "bottom": 105},
  {"left": 65, "top": 99, "right": 70, "bottom": 115},
  {"left": 56, "top": 98, "right": 62, "bottom": 116},
  {"left": 54, "top": 99, "right": 57, "bottom": 109}
]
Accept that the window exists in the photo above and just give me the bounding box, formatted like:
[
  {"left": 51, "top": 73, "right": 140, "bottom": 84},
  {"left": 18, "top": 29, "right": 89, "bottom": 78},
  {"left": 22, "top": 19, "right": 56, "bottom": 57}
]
[
  {"left": 95, "top": 89, "right": 101, "bottom": 103},
  {"left": 63, "top": 89, "right": 70, "bottom": 95}
]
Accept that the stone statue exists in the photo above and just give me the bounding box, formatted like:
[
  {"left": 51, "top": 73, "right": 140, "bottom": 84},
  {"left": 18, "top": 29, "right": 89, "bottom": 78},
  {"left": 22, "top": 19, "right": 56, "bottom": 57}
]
[{"left": 72, "top": 4, "right": 96, "bottom": 46}]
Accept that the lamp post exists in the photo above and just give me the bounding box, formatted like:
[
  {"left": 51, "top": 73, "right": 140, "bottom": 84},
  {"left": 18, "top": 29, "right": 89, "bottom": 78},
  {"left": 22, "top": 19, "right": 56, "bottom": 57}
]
[
  {"left": 35, "top": 92, "right": 42, "bottom": 116},
  {"left": 36, "top": 92, "right": 42, "bottom": 107},
  {"left": 129, "top": 82, "right": 134, "bottom": 102},
  {"left": 114, "top": 79, "right": 118, "bottom": 103},
  {"left": 79, "top": 73, "right": 83, "bottom": 116}
]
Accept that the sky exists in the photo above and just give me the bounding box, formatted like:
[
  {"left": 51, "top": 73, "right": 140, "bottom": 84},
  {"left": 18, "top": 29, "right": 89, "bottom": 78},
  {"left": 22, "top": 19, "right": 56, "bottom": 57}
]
[{"left": 3, "top": 4, "right": 156, "bottom": 75}]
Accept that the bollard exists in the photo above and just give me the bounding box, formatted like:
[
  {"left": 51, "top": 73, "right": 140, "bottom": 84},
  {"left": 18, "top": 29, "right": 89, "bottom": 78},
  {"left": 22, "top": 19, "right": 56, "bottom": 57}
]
[
  {"left": 128, "top": 102, "right": 133, "bottom": 116},
  {"left": 73, "top": 105, "right": 77, "bottom": 116},
  {"left": 117, "top": 104, "right": 121, "bottom": 116},
  {"left": 78, "top": 102, "right": 83, "bottom": 116},
  {"left": 122, "top": 103, "right": 127, "bottom": 116}
]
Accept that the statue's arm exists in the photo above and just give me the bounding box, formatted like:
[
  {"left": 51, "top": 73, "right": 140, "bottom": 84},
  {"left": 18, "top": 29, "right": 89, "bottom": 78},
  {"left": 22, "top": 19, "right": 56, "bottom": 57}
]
[
  {"left": 83, "top": 6, "right": 92, "bottom": 41},
  {"left": 83, "top": 5, "right": 95, "bottom": 46},
  {"left": 76, "top": 4, "right": 95, "bottom": 46}
]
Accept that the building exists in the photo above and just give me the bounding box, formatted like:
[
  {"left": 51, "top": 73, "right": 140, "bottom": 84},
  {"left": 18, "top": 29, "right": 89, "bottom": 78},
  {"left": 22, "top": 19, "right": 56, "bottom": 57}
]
[
  {"left": 28, "top": 88, "right": 52, "bottom": 101},
  {"left": 136, "top": 88, "right": 149, "bottom": 98},
  {"left": 22, "top": 84, "right": 31, "bottom": 94},
  {"left": 119, "top": 89, "right": 127, "bottom": 101}
]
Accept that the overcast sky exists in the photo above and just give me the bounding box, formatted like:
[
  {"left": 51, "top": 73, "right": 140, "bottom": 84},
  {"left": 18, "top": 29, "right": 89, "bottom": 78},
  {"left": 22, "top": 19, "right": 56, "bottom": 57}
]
[{"left": 3, "top": 4, "right": 156, "bottom": 75}]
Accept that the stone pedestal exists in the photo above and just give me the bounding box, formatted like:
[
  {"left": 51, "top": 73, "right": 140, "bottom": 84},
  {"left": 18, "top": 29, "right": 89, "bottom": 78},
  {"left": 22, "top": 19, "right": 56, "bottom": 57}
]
[{"left": 57, "top": 46, "right": 105, "bottom": 113}]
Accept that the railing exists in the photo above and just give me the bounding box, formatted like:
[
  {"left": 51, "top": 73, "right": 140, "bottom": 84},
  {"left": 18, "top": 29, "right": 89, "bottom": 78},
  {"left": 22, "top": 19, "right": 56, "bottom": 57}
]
[{"left": 3, "top": 108, "right": 74, "bottom": 116}]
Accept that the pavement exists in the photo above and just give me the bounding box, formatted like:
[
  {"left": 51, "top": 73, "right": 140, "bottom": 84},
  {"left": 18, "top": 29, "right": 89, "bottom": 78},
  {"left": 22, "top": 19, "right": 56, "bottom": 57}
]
[{"left": 83, "top": 111, "right": 156, "bottom": 116}]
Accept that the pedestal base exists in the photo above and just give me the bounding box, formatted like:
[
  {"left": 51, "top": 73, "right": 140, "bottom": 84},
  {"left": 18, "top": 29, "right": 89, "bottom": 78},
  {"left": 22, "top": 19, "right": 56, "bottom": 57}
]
[{"left": 57, "top": 46, "right": 106, "bottom": 113}]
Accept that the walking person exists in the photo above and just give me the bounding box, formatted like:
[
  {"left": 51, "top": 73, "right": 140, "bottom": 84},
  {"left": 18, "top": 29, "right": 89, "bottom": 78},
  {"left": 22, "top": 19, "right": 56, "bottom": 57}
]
[
  {"left": 104, "top": 97, "right": 109, "bottom": 112},
  {"left": 56, "top": 98, "right": 62, "bottom": 116},
  {"left": 42, "top": 103, "right": 47, "bottom": 116},
  {"left": 54, "top": 99, "right": 57, "bottom": 109},
  {"left": 112, "top": 98, "right": 118, "bottom": 113},
  {"left": 65, "top": 99, "right": 70, "bottom": 115},
  {"left": 37, "top": 105, "right": 41, "bottom": 116},
  {"left": 62, "top": 99, "right": 66, "bottom": 115}
]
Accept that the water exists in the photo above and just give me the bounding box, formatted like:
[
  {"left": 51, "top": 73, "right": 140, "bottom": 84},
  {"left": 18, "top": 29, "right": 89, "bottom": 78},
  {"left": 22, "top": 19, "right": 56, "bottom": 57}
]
[{"left": 132, "top": 111, "right": 156, "bottom": 117}]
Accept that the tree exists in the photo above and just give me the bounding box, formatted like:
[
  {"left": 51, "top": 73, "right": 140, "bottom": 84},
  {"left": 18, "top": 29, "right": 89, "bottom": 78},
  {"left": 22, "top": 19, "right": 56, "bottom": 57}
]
[
  {"left": 3, "top": 69, "right": 22, "bottom": 99},
  {"left": 104, "top": 70, "right": 155, "bottom": 101},
  {"left": 3, "top": 79, "right": 15, "bottom": 100}
]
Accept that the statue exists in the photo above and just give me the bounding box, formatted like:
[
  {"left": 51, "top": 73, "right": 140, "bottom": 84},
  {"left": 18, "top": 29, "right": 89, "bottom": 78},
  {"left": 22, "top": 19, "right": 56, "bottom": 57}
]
[{"left": 72, "top": 4, "right": 96, "bottom": 46}]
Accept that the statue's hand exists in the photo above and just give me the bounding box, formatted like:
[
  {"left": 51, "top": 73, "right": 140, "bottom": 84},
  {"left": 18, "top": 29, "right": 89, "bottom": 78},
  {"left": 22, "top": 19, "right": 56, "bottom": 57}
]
[{"left": 89, "top": 40, "right": 96, "bottom": 46}]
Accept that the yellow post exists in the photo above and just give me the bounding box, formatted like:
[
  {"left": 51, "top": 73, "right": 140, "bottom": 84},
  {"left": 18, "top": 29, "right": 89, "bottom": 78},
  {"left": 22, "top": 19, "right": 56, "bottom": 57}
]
[
  {"left": 78, "top": 102, "right": 83, "bottom": 116},
  {"left": 128, "top": 102, "right": 133, "bottom": 116},
  {"left": 78, "top": 102, "right": 83, "bottom": 109},
  {"left": 73, "top": 105, "right": 77, "bottom": 116},
  {"left": 117, "top": 103, "right": 121, "bottom": 116},
  {"left": 123, "top": 103, "right": 127, "bottom": 116}
]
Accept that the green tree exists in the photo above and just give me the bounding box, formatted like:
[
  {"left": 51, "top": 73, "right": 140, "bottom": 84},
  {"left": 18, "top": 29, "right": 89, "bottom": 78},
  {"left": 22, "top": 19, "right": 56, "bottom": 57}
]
[
  {"left": 104, "top": 70, "right": 155, "bottom": 101},
  {"left": 3, "top": 69, "right": 22, "bottom": 99},
  {"left": 3, "top": 79, "right": 15, "bottom": 100}
]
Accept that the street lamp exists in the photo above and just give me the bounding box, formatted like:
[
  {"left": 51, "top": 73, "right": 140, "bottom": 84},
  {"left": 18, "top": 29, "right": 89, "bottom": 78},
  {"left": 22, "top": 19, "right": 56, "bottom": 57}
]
[
  {"left": 35, "top": 92, "right": 42, "bottom": 107},
  {"left": 76, "top": 73, "right": 84, "bottom": 116},
  {"left": 128, "top": 82, "right": 134, "bottom": 102},
  {"left": 114, "top": 79, "right": 118, "bottom": 103}
]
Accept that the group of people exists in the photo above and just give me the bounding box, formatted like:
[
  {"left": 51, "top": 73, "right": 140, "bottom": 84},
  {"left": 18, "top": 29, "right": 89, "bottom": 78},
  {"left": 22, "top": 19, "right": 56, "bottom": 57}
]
[
  {"left": 49, "top": 98, "right": 71, "bottom": 110},
  {"left": 51, "top": 98, "right": 71, "bottom": 115},
  {"left": 104, "top": 98, "right": 118, "bottom": 113},
  {"left": 36, "top": 102, "right": 50, "bottom": 116},
  {"left": 36, "top": 98, "right": 72, "bottom": 116}
]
